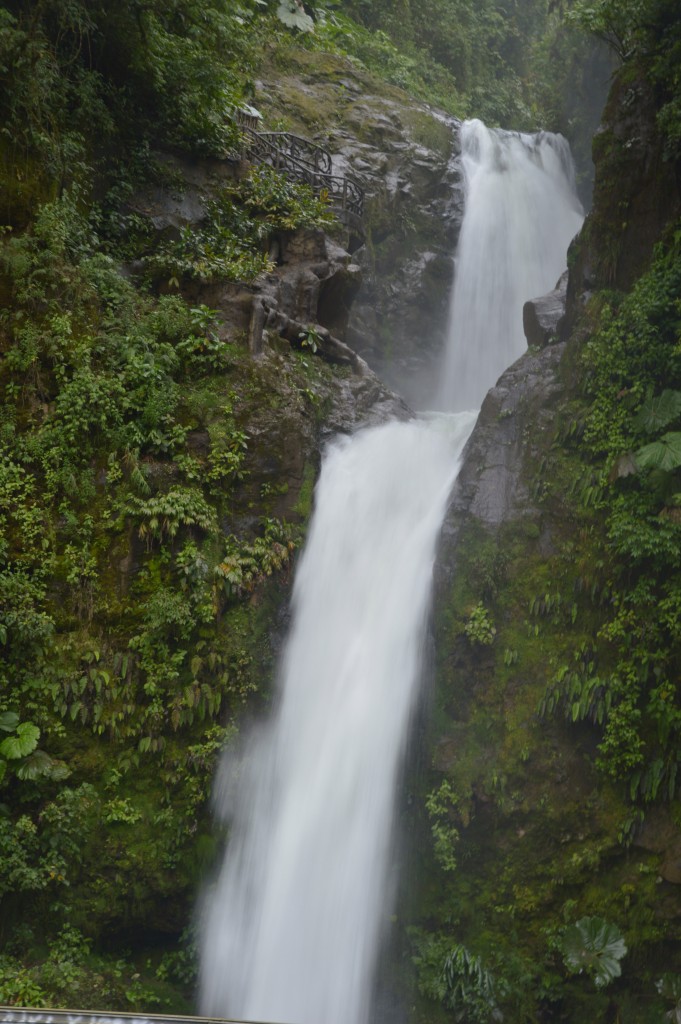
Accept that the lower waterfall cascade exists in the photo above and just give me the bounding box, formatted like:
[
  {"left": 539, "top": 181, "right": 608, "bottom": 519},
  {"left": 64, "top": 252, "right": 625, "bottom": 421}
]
[
  {"left": 199, "top": 118, "right": 584, "bottom": 1023},
  {"left": 199, "top": 413, "right": 476, "bottom": 1024}
]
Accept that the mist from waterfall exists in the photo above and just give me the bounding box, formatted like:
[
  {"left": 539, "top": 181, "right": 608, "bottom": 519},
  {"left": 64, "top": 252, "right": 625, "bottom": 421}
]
[
  {"left": 199, "top": 118, "right": 584, "bottom": 1024},
  {"left": 438, "top": 118, "right": 584, "bottom": 412}
]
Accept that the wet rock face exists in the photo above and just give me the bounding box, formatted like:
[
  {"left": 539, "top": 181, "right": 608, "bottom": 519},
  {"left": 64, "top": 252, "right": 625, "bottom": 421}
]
[
  {"left": 342, "top": 108, "right": 463, "bottom": 410},
  {"left": 123, "top": 155, "right": 411, "bottom": 556},
  {"left": 138, "top": 56, "right": 464, "bottom": 418},
  {"left": 253, "top": 54, "right": 463, "bottom": 410},
  {"left": 566, "top": 71, "right": 681, "bottom": 309},
  {"left": 126, "top": 150, "right": 238, "bottom": 234},
  {"left": 251, "top": 229, "right": 365, "bottom": 370},
  {"left": 634, "top": 807, "right": 681, "bottom": 884},
  {"left": 442, "top": 342, "right": 566, "bottom": 544}
]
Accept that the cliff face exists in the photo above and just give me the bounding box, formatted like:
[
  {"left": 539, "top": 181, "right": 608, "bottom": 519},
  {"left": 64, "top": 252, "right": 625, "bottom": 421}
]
[
  {"left": 404, "top": 56, "right": 681, "bottom": 1024},
  {"left": 252, "top": 46, "right": 463, "bottom": 409},
  {"left": 578, "top": 72, "right": 681, "bottom": 293}
]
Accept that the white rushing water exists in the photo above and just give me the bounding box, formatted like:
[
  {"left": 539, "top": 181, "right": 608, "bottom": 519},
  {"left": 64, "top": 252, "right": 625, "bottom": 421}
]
[
  {"left": 438, "top": 118, "right": 584, "bottom": 411},
  {"left": 200, "top": 413, "right": 475, "bottom": 1024},
  {"left": 199, "top": 118, "right": 584, "bottom": 1024}
]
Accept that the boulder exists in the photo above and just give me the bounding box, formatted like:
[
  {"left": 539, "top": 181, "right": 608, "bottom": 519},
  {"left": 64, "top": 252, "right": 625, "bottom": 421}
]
[
  {"left": 442, "top": 341, "right": 566, "bottom": 537},
  {"left": 522, "top": 270, "right": 568, "bottom": 348}
]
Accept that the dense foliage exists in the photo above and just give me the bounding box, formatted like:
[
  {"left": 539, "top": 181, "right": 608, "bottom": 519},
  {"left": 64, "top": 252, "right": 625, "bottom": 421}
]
[
  {"left": 556, "top": 234, "right": 681, "bottom": 801},
  {"left": 333, "top": 0, "right": 610, "bottom": 176},
  {"left": 568, "top": 0, "right": 681, "bottom": 156},
  {"left": 0, "top": 0, "right": 339, "bottom": 1007},
  {"left": 407, "top": 3, "right": 681, "bottom": 1020},
  {"left": 0, "top": 169, "right": 329, "bottom": 1006},
  {"left": 1, "top": 0, "right": 678, "bottom": 1018}
]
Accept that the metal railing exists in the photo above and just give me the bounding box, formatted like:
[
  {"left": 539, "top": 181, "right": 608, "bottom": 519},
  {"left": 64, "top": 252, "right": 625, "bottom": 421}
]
[
  {"left": 252, "top": 132, "right": 333, "bottom": 176},
  {"left": 239, "top": 126, "right": 365, "bottom": 222},
  {"left": 0, "top": 1007, "right": 288, "bottom": 1024}
]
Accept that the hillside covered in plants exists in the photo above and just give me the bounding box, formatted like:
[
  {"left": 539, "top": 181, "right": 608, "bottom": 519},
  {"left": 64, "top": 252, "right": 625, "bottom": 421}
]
[
  {"left": 0, "top": 0, "right": 680, "bottom": 1021},
  {"left": 407, "top": 2, "right": 681, "bottom": 1021}
]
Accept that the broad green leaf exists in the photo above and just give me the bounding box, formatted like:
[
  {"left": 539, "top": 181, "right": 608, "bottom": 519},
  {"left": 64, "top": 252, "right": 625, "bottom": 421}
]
[
  {"left": 635, "top": 432, "right": 681, "bottom": 472},
  {"left": 633, "top": 390, "right": 681, "bottom": 433},
  {"left": 276, "top": 0, "right": 314, "bottom": 32},
  {"left": 0, "top": 711, "right": 19, "bottom": 733},
  {"left": 0, "top": 760, "right": 6, "bottom": 785},
  {"left": 0, "top": 722, "right": 40, "bottom": 759},
  {"left": 561, "top": 916, "right": 627, "bottom": 987},
  {"left": 15, "top": 749, "right": 53, "bottom": 781}
]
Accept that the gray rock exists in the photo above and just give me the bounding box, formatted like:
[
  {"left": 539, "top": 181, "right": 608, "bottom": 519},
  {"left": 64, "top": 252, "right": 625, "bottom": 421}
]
[
  {"left": 252, "top": 64, "right": 464, "bottom": 410},
  {"left": 438, "top": 342, "right": 566, "bottom": 575},
  {"left": 523, "top": 271, "right": 568, "bottom": 348},
  {"left": 125, "top": 151, "right": 238, "bottom": 234},
  {"left": 245, "top": 229, "right": 364, "bottom": 369}
]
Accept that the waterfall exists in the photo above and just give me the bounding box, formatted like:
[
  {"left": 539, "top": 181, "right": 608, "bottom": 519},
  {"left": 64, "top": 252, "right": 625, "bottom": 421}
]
[
  {"left": 438, "top": 118, "right": 584, "bottom": 411},
  {"left": 199, "top": 118, "right": 584, "bottom": 1024},
  {"left": 199, "top": 413, "right": 475, "bottom": 1024}
]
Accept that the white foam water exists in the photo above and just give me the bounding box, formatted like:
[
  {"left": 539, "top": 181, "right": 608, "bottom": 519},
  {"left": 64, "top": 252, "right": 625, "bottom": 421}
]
[
  {"left": 199, "top": 414, "right": 475, "bottom": 1024},
  {"left": 199, "top": 116, "right": 584, "bottom": 1024},
  {"left": 438, "top": 118, "right": 584, "bottom": 411}
]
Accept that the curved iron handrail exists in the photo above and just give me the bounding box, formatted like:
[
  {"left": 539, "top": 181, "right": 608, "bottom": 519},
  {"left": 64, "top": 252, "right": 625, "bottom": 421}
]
[
  {"left": 254, "top": 132, "right": 333, "bottom": 175},
  {"left": 240, "top": 126, "right": 365, "bottom": 220}
]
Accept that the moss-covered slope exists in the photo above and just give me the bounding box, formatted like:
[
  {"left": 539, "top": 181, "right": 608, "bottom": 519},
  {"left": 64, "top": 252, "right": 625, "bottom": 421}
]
[{"left": 408, "top": 17, "right": 681, "bottom": 1022}]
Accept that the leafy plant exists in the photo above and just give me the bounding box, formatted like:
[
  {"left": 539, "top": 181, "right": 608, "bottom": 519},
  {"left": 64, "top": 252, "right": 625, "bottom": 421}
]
[
  {"left": 464, "top": 602, "right": 496, "bottom": 646},
  {"left": 566, "top": 0, "right": 647, "bottom": 60},
  {"left": 540, "top": 233, "right": 681, "bottom": 799},
  {"left": 635, "top": 433, "right": 681, "bottom": 472},
  {"left": 298, "top": 325, "right": 323, "bottom": 353},
  {"left": 441, "top": 944, "right": 505, "bottom": 1023},
  {"left": 124, "top": 487, "right": 218, "bottom": 545},
  {"left": 657, "top": 974, "right": 681, "bottom": 1023},
  {"left": 276, "top": 0, "right": 315, "bottom": 33},
  {"left": 0, "top": 957, "right": 47, "bottom": 1007},
  {"left": 147, "top": 221, "right": 271, "bottom": 287},
  {"left": 559, "top": 916, "right": 627, "bottom": 987},
  {"left": 632, "top": 389, "right": 681, "bottom": 434},
  {"left": 0, "top": 713, "right": 63, "bottom": 785},
  {"left": 214, "top": 518, "right": 295, "bottom": 599},
  {"left": 425, "top": 779, "right": 461, "bottom": 873},
  {"left": 237, "top": 164, "right": 335, "bottom": 230}
]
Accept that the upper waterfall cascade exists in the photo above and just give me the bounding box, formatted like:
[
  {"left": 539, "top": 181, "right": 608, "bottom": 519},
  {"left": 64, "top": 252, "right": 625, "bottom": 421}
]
[
  {"left": 199, "top": 118, "right": 584, "bottom": 1024},
  {"left": 439, "top": 118, "right": 584, "bottom": 412}
]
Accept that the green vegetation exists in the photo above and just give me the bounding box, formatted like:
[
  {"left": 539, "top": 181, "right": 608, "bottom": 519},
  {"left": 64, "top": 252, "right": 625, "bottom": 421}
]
[
  {"left": 0, "top": 0, "right": 678, "bottom": 1018},
  {"left": 0, "top": 0, "right": 345, "bottom": 1007},
  {"left": 568, "top": 0, "right": 681, "bottom": 158},
  {"left": 0, "top": 172, "right": 318, "bottom": 1004},
  {"left": 559, "top": 916, "right": 627, "bottom": 988},
  {"left": 413, "top": 240, "right": 681, "bottom": 1018},
  {"left": 406, "top": 4, "right": 681, "bottom": 1022},
  {"left": 328, "top": 0, "right": 610, "bottom": 181}
]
